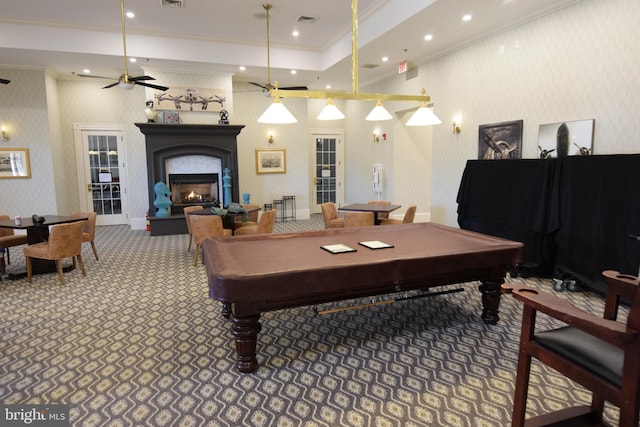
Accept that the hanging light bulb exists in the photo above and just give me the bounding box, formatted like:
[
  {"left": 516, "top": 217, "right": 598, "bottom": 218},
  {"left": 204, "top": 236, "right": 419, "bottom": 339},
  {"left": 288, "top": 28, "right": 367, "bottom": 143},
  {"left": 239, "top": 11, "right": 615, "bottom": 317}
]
[
  {"left": 365, "top": 100, "right": 393, "bottom": 121},
  {"left": 258, "top": 97, "right": 298, "bottom": 124},
  {"left": 406, "top": 102, "right": 442, "bottom": 126},
  {"left": 317, "top": 98, "right": 345, "bottom": 120}
]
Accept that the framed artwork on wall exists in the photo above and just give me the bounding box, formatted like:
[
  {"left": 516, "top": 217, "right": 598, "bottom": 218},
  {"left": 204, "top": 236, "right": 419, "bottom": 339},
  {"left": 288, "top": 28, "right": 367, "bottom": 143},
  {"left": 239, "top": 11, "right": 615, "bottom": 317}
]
[
  {"left": 255, "top": 149, "right": 286, "bottom": 174},
  {"left": 538, "top": 119, "right": 594, "bottom": 158},
  {"left": 478, "top": 120, "right": 523, "bottom": 160},
  {"left": 0, "top": 148, "right": 31, "bottom": 178}
]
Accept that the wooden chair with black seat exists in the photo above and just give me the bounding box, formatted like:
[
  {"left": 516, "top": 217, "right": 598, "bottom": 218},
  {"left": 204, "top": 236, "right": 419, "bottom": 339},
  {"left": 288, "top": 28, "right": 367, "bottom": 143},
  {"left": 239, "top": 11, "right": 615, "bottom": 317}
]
[
  {"left": 0, "top": 214, "right": 29, "bottom": 265},
  {"left": 380, "top": 205, "right": 416, "bottom": 225},
  {"left": 23, "top": 221, "right": 86, "bottom": 285},
  {"left": 182, "top": 205, "right": 204, "bottom": 252},
  {"left": 190, "top": 214, "right": 232, "bottom": 266},
  {"left": 70, "top": 211, "right": 98, "bottom": 260},
  {"left": 344, "top": 212, "right": 375, "bottom": 227},
  {"left": 503, "top": 270, "right": 640, "bottom": 427},
  {"left": 234, "top": 209, "right": 276, "bottom": 236},
  {"left": 320, "top": 202, "right": 345, "bottom": 229},
  {"left": 368, "top": 200, "right": 391, "bottom": 220}
]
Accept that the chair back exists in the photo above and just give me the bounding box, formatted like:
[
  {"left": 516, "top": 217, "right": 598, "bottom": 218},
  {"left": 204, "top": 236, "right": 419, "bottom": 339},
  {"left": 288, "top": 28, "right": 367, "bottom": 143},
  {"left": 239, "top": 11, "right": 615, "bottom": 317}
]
[
  {"left": 47, "top": 221, "right": 84, "bottom": 259},
  {"left": 190, "top": 215, "right": 225, "bottom": 245},
  {"left": 183, "top": 206, "right": 204, "bottom": 234},
  {"left": 320, "top": 202, "right": 338, "bottom": 228},
  {"left": 70, "top": 211, "right": 96, "bottom": 239},
  {"left": 240, "top": 204, "right": 260, "bottom": 222},
  {"left": 256, "top": 210, "right": 276, "bottom": 233},
  {"left": 0, "top": 215, "right": 16, "bottom": 237},
  {"left": 369, "top": 200, "right": 390, "bottom": 218},
  {"left": 402, "top": 205, "right": 417, "bottom": 223},
  {"left": 344, "top": 212, "right": 374, "bottom": 227}
]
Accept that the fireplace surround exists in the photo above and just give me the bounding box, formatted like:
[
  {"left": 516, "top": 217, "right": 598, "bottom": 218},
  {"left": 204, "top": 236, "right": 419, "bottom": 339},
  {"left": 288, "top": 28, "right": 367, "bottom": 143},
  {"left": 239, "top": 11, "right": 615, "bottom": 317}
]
[{"left": 135, "top": 123, "right": 245, "bottom": 235}]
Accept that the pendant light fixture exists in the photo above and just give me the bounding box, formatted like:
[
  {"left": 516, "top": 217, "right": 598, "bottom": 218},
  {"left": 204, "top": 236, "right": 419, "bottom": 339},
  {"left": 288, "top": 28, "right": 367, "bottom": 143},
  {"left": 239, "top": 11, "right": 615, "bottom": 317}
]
[
  {"left": 406, "top": 90, "right": 443, "bottom": 126},
  {"left": 317, "top": 98, "right": 345, "bottom": 120},
  {"left": 262, "top": 0, "right": 441, "bottom": 126}
]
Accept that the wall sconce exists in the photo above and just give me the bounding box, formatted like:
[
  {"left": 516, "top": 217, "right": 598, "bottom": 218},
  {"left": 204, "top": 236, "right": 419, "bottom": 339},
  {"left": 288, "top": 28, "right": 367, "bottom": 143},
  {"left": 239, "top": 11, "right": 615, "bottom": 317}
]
[
  {"left": 1, "top": 126, "right": 9, "bottom": 142},
  {"left": 268, "top": 132, "right": 274, "bottom": 144},
  {"left": 452, "top": 115, "right": 462, "bottom": 134}
]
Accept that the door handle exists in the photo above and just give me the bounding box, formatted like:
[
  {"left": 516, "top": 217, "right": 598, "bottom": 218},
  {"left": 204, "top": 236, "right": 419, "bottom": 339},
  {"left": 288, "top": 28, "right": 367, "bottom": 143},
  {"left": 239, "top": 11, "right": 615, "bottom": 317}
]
[{"left": 87, "top": 183, "right": 92, "bottom": 192}]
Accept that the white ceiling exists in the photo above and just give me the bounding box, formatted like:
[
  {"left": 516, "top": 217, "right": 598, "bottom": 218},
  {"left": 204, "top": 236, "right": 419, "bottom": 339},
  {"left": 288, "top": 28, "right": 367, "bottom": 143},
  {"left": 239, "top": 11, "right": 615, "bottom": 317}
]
[{"left": 0, "top": 0, "right": 580, "bottom": 91}]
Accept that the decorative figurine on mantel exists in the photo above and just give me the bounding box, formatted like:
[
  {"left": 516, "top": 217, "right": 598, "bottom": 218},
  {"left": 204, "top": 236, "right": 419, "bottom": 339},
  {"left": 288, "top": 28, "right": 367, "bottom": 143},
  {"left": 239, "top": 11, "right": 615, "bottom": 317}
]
[
  {"left": 223, "top": 168, "right": 232, "bottom": 207},
  {"left": 153, "top": 181, "right": 172, "bottom": 217},
  {"left": 218, "top": 109, "right": 229, "bottom": 125},
  {"left": 144, "top": 100, "right": 157, "bottom": 123}
]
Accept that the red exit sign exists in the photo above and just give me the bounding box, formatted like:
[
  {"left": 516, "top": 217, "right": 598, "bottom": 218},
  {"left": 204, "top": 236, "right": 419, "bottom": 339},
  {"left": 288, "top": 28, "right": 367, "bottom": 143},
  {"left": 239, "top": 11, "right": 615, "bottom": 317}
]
[{"left": 398, "top": 60, "right": 408, "bottom": 74}]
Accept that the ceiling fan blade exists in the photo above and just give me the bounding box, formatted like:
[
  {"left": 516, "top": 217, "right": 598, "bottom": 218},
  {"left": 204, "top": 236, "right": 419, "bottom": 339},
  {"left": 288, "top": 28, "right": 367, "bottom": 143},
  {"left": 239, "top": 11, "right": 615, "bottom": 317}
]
[
  {"left": 280, "top": 86, "right": 308, "bottom": 91},
  {"left": 249, "top": 82, "right": 267, "bottom": 90},
  {"left": 129, "top": 75, "right": 156, "bottom": 82},
  {"left": 102, "top": 82, "right": 119, "bottom": 89},
  {"left": 77, "top": 73, "right": 118, "bottom": 81},
  {"left": 0, "top": 78, "right": 10, "bottom": 84},
  {"left": 135, "top": 81, "right": 169, "bottom": 91}
]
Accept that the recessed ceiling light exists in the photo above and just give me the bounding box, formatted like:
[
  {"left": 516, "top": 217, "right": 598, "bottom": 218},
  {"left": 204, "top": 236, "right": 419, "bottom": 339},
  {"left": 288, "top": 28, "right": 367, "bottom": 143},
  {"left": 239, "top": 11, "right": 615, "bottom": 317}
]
[
  {"left": 292, "top": 30, "right": 299, "bottom": 37},
  {"left": 83, "top": 69, "right": 91, "bottom": 74},
  {"left": 290, "top": 70, "right": 297, "bottom": 75},
  {"left": 424, "top": 34, "right": 433, "bottom": 41},
  {"left": 239, "top": 66, "right": 246, "bottom": 71},
  {"left": 462, "top": 14, "right": 472, "bottom": 22},
  {"left": 126, "top": 11, "right": 135, "bottom": 19},
  {"left": 129, "top": 57, "right": 137, "bottom": 63},
  {"left": 381, "top": 56, "right": 389, "bottom": 62},
  {"left": 325, "top": 84, "right": 331, "bottom": 89}
]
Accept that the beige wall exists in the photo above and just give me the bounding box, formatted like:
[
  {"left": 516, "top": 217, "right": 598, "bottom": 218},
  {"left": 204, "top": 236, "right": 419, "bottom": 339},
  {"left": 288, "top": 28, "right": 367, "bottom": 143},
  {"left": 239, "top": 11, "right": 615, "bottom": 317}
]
[{"left": 1, "top": 0, "right": 638, "bottom": 227}]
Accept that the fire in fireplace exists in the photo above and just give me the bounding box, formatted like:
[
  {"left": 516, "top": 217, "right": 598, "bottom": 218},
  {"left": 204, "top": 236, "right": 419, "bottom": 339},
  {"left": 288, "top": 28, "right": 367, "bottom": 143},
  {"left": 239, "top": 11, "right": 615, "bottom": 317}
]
[{"left": 168, "top": 173, "right": 219, "bottom": 213}]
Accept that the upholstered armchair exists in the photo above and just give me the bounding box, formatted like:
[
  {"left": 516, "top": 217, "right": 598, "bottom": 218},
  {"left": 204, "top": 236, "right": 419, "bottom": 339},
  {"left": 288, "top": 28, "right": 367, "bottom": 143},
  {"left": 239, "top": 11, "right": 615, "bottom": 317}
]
[
  {"left": 190, "top": 214, "right": 232, "bottom": 266},
  {"left": 23, "top": 221, "right": 86, "bottom": 285},
  {"left": 70, "top": 211, "right": 98, "bottom": 260},
  {"left": 344, "top": 212, "right": 375, "bottom": 227},
  {"left": 320, "top": 202, "right": 345, "bottom": 229},
  {"left": 182, "top": 205, "right": 204, "bottom": 252},
  {"left": 235, "top": 209, "right": 276, "bottom": 235},
  {"left": 380, "top": 205, "right": 416, "bottom": 225},
  {"left": 0, "top": 214, "right": 28, "bottom": 265}
]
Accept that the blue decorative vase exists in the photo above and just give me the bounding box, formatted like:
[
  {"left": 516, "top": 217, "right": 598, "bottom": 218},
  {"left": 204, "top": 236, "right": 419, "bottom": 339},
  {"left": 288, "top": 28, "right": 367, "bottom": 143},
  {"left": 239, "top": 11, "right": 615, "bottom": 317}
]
[{"left": 242, "top": 193, "right": 250, "bottom": 204}]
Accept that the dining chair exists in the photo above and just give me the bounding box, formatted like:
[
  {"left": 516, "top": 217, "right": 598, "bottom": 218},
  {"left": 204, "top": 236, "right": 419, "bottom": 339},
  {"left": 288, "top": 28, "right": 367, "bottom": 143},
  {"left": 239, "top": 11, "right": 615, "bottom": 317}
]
[
  {"left": 234, "top": 204, "right": 260, "bottom": 229},
  {"left": 235, "top": 209, "right": 277, "bottom": 235},
  {"left": 0, "top": 214, "right": 29, "bottom": 265},
  {"left": 344, "top": 212, "right": 375, "bottom": 227},
  {"left": 368, "top": 200, "right": 391, "bottom": 219},
  {"left": 320, "top": 202, "right": 345, "bottom": 229},
  {"left": 182, "top": 205, "right": 204, "bottom": 252},
  {"left": 190, "top": 214, "right": 232, "bottom": 266},
  {"left": 70, "top": 211, "right": 98, "bottom": 260},
  {"left": 504, "top": 270, "right": 640, "bottom": 427},
  {"left": 380, "top": 205, "right": 416, "bottom": 225},
  {"left": 23, "top": 221, "right": 86, "bottom": 285}
]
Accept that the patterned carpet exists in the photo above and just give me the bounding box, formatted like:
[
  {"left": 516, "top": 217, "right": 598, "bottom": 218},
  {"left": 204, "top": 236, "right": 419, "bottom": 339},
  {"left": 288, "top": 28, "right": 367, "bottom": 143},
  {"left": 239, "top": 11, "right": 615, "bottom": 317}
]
[{"left": 0, "top": 216, "right": 621, "bottom": 426}]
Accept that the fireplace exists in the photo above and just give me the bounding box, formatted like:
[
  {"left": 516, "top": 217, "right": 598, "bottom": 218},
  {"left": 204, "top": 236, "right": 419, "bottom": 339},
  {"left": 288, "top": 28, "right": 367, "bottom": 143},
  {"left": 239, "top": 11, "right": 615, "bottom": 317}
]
[
  {"left": 169, "top": 173, "right": 219, "bottom": 214},
  {"left": 136, "top": 123, "right": 245, "bottom": 235}
]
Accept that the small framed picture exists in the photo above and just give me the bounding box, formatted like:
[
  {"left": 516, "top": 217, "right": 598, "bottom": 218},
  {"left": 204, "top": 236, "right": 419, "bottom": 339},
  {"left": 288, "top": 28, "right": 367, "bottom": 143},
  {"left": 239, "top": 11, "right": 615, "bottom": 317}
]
[
  {"left": 255, "top": 148, "right": 286, "bottom": 174},
  {"left": 0, "top": 148, "right": 31, "bottom": 178}
]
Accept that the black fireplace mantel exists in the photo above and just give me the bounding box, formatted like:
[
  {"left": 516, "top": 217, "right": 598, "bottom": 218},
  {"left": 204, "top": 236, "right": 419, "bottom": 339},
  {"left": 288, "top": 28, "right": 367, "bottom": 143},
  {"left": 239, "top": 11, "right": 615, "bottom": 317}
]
[{"left": 135, "top": 123, "right": 245, "bottom": 218}]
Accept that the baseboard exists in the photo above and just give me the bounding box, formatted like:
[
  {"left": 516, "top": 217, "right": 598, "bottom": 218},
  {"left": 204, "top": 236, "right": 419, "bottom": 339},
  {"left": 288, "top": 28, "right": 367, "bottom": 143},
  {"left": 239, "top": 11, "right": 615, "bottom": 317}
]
[
  {"left": 387, "top": 211, "right": 431, "bottom": 223},
  {"left": 131, "top": 217, "right": 146, "bottom": 230}
]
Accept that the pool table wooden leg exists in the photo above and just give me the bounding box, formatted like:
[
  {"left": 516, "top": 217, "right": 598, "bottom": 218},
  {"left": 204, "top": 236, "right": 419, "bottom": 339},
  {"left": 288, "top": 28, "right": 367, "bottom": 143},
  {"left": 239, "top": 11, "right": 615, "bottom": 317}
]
[
  {"left": 479, "top": 278, "right": 504, "bottom": 324},
  {"left": 221, "top": 302, "right": 232, "bottom": 319},
  {"left": 231, "top": 314, "right": 262, "bottom": 373}
]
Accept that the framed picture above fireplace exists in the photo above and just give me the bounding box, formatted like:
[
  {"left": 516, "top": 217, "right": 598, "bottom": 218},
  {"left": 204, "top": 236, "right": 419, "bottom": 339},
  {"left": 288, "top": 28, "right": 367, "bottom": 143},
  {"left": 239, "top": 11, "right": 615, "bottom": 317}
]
[{"left": 255, "top": 149, "right": 286, "bottom": 174}]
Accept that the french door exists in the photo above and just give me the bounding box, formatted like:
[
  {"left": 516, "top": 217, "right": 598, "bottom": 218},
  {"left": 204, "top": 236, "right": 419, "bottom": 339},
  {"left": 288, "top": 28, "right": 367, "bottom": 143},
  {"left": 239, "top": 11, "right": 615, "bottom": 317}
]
[
  {"left": 309, "top": 130, "right": 344, "bottom": 214},
  {"left": 74, "top": 124, "right": 129, "bottom": 226}
]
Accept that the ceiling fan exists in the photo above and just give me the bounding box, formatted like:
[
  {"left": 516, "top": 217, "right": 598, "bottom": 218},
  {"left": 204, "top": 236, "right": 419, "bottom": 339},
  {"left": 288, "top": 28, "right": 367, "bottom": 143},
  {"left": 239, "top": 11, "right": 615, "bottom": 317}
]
[
  {"left": 248, "top": 4, "right": 307, "bottom": 94},
  {"left": 0, "top": 79, "right": 10, "bottom": 85},
  {"left": 76, "top": 0, "right": 169, "bottom": 91}
]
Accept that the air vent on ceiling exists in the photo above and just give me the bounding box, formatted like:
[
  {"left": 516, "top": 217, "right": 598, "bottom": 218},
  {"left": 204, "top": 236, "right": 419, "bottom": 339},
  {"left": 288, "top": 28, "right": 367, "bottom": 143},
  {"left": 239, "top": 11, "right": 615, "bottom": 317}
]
[
  {"left": 162, "top": 0, "right": 184, "bottom": 7},
  {"left": 297, "top": 15, "right": 318, "bottom": 23},
  {"left": 361, "top": 63, "right": 379, "bottom": 69}
]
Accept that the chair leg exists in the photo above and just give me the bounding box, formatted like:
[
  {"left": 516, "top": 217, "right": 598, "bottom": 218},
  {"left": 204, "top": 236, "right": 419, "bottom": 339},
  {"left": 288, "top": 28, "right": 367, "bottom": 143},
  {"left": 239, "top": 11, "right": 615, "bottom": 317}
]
[
  {"left": 77, "top": 254, "right": 86, "bottom": 277},
  {"left": 511, "top": 351, "right": 532, "bottom": 427},
  {"left": 26, "top": 256, "right": 32, "bottom": 282},
  {"left": 6, "top": 247, "right": 10, "bottom": 265},
  {"left": 187, "top": 234, "right": 193, "bottom": 252},
  {"left": 193, "top": 244, "right": 199, "bottom": 266},
  {"left": 90, "top": 241, "right": 99, "bottom": 261},
  {"left": 56, "top": 260, "right": 65, "bottom": 285}
]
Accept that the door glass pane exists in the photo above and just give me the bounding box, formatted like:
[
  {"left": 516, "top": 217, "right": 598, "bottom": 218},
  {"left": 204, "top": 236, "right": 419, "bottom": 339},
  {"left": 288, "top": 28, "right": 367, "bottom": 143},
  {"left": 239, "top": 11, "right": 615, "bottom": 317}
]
[
  {"left": 315, "top": 137, "right": 338, "bottom": 204},
  {"left": 87, "top": 135, "right": 121, "bottom": 217}
]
